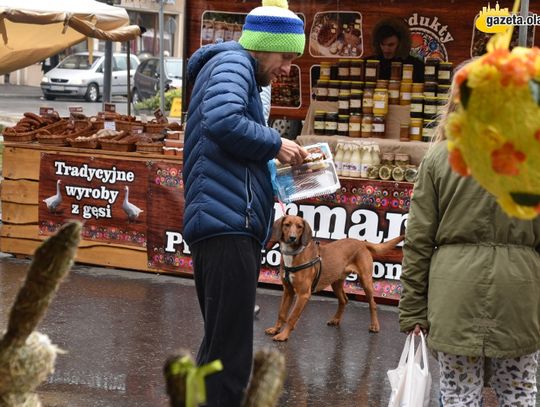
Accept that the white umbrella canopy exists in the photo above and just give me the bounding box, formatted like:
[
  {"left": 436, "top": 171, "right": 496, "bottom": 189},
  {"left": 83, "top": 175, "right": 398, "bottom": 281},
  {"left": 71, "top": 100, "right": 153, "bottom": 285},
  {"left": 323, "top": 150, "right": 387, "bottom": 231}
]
[{"left": 0, "top": 0, "right": 141, "bottom": 74}]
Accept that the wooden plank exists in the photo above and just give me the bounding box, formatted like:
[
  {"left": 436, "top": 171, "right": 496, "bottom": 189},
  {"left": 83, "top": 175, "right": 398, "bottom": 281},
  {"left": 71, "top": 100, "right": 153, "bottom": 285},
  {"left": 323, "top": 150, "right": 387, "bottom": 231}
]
[
  {"left": 3, "top": 142, "right": 182, "bottom": 163},
  {"left": 0, "top": 224, "right": 39, "bottom": 239},
  {"left": 0, "top": 237, "right": 151, "bottom": 272},
  {"left": 2, "top": 146, "right": 41, "bottom": 180},
  {"left": 1, "top": 179, "right": 38, "bottom": 204},
  {"left": 0, "top": 224, "right": 147, "bottom": 252},
  {"left": 1, "top": 202, "right": 38, "bottom": 224}
]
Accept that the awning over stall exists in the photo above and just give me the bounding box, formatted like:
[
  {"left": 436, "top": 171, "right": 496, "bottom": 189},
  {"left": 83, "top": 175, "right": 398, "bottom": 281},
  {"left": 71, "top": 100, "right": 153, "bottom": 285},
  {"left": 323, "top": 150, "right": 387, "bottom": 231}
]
[{"left": 0, "top": 0, "right": 141, "bottom": 74}]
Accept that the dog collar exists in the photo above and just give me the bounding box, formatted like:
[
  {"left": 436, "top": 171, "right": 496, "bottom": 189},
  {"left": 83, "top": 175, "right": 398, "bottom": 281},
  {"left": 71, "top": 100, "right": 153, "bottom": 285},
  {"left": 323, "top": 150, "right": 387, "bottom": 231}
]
[{"left": 280, "top": 245, "right": 306, "bottom": 256}]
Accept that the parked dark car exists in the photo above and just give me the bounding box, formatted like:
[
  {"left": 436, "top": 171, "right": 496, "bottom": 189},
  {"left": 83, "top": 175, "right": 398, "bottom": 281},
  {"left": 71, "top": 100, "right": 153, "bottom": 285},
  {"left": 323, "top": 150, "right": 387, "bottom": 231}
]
[{"left": 132, "top": 57, "right": 182, "bottom": 103}]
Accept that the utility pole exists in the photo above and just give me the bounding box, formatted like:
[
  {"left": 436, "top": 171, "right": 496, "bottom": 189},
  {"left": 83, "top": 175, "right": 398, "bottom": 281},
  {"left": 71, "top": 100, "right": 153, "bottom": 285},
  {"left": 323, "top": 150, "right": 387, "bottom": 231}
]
[
  {"left": 518, "top": 0, "right": 529, "bottom": 47},
  {"left": 102, "top": 0, "right": 114, "bottom": 107},
  {"left": 159, "top": 0, "right": 165, "bottom": 112}
]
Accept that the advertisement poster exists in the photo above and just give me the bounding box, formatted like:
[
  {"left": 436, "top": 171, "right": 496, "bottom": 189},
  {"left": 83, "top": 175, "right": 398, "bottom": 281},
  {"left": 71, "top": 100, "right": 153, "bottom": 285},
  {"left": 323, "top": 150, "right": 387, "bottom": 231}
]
[
  {"left": 146, "top": 161, "right": 189, "bottom": 272},
  {"left": 38, "top": 154, "right": 148, "bottom": 247},
  {"left": 470, "top": 12, "right": 535, "bottom": 57},
  {"left": 260, "top": 179, "right": 411, "bottom": 303},
  {"left": 144, "top": 166, "right": 410, "bottom": 302},
  {"left": 309, "top": 11, "right": 364, "bottom": 57},
  {"left": 199, "top": 9, "right": 305, "bottom": 110}
]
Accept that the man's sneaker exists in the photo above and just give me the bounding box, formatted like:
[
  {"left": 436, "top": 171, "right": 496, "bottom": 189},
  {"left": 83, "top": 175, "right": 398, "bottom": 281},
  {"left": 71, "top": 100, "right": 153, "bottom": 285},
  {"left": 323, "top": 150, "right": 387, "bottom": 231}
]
[{"left": 254, "top": 304, "right": 261, "bottom": 317}]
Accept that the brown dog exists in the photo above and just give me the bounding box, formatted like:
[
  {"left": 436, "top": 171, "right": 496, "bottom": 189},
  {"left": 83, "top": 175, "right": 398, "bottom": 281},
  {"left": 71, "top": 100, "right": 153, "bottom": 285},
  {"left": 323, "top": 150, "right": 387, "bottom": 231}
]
[{"left": 265, "top": 215, "right": 404, "bottom": 342}]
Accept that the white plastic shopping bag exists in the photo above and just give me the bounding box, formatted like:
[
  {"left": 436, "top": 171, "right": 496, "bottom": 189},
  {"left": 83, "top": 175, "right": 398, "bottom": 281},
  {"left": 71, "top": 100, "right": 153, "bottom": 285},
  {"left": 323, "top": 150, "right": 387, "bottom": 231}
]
[{"left": 387, "top": 331, "right": 431, "bottom": 407}]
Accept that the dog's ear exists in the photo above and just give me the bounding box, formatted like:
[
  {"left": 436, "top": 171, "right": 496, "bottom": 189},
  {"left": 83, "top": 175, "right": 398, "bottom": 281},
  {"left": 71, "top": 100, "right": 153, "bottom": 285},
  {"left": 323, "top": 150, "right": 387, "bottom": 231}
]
[
  {"left": 301, "top": 219, "right": 313, "bottom": 246},
  {"left": 270, "top": 217, "right": 284, "bottom": 243}
]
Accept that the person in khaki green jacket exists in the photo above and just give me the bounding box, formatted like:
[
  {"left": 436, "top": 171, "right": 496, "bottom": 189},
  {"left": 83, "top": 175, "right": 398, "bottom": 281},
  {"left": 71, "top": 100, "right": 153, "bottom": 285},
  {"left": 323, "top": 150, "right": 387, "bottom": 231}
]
[{"left": 398, "top": 69, "right": 540, "bottom": 406}]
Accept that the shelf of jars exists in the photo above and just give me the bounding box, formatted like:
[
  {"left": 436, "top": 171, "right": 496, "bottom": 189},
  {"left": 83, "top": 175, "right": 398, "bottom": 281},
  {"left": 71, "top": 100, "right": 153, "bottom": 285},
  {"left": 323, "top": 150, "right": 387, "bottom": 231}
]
[{"left": 305, "top": 57, "right": 453, "bottom": 144}]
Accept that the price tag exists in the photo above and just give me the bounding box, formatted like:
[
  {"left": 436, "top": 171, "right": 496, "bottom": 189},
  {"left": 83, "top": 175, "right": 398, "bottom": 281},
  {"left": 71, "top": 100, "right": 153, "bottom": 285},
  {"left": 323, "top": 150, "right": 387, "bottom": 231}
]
[
  {"left": 69, "top": 106, "right": 83, "bottom": 114},
  {"left": 69, "top": 106, "right": 84, "bottom": 123},
  {"left": 104, "top": 103, "right": 116, "bottom": 113},
  {"left": 153, "top": 108, "right": 168, "bottom": 124},
  {"left": 39, "top": 106, "right": 55, "bottom": 116},
  {"left": 104, "top": 121, "right": 116, "bottom": 130}
]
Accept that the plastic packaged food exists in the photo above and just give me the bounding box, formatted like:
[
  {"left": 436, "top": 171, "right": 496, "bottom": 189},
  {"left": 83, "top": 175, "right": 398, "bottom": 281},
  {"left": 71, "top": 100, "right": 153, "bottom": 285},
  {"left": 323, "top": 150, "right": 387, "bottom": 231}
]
[{"left": 268, "top": 143, "right": 341, "bottom": 203}]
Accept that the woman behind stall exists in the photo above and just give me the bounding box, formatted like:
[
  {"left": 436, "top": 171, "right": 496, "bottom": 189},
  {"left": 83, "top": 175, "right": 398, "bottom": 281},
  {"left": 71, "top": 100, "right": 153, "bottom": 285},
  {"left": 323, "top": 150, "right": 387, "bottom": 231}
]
[
  {"left": 367, "top": 17, "right": 424, "bottom": 82},
  {"left": 398, "top": 67, "right": 540, "bottom": 406}
]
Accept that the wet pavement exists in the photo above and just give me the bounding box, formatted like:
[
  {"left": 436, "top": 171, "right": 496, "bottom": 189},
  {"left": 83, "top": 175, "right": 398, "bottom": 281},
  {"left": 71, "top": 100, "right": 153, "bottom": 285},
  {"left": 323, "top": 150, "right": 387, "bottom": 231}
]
[{"left": 0, "top": 254, "right": 535, "bottom": 406}]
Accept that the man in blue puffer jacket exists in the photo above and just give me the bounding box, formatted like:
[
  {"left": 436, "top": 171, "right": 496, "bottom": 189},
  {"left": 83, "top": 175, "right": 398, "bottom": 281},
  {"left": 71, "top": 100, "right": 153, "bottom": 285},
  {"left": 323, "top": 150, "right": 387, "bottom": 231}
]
[{"left": 182, "top": 1, "right": 307, "bottom": 405}]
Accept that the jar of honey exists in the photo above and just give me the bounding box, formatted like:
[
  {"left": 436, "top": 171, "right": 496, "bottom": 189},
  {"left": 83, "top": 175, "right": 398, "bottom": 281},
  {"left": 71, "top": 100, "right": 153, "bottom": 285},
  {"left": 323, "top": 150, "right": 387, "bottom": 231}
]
[
  {"left": 375, "top": 79, "right": 389, "bottom": 89},
  {"left": 349, "top": 59, "right": 364, "bottom": 81},
  {"left": 362, "top": 87, "right": 374, "bottom": 114},
  {"left": 399, "top": 82, "right": 412, "bottom": 105},
  {"left": 437, "top": 84, "right": 451, "bottom": 96},
  {"left": 325, "top": 112, "right": 339, "bottom": 136},
  {"left": 337, "top": 114, "right": 350, "bottom": 136},
  {"left": 423, "top": 81, "right": 438, "bottom": 98},
  {"left": 338, "top": 59, "right": 350, "bottom": 80},
  {"left": 338, "top": 90, "right": 350, "bottom": 115},
  {"left": 411, "top": 82, "right": 424, "bottom": 97},
  {"left": 350, "top": 89, "right": 363, "bottom": 114},
  {"left": 422, "top": 119, "right": 437, "bottom": 142},
  {"left": 436, "top": 96, "right": 447, "bottom": 116},
  {"left": 399, "top": 122, "right": 410, "bottom": 142},
  {"left": 424, "top": 58, "right": 439, "bottom": 82},
  {"left": 437, "top": 62, "right": 453, "bottom": 85},
  {"left": 409, "top": 118, "right": 423, "bottom": 141},
  {"left": 328, "top": 80, "right": 340, "bottom": 101},
  {"left": 390, "top": 61, "right": 402, "bottom": 81},
  {"left": 423, "top": 96, "right": 438, "bottom": 120},
  {"left": 314, "top": 111, "right": 326, "bottom": 135},
  {"left": 372, "top": 115, "right": 386, "bottom": 138},
  {"left": 320, "top": 61, "right": 332, "bottom": 79},
  {"left": 348, "top": 114, "right": 362, "bottom": 137},
  {"left": 372, "top": 88, "right": 388, "bottom": 116},
  {"left": 365, "top": 60, "right": 380, "bottom": 82},
  {"left": 410, "top": 96, "right": 424, "bottom": 119},
  {"left": 402, "top": 64, "right": 414, "bottom": 82},
  {"left": 316, "top": 79, "right": 329, "bottom": 101},
  {"left": 388, "top": 80, "right": 400, "bottom": 105},
  {"left": 361, "top": 114, "right": 373, "bottom": 137}
]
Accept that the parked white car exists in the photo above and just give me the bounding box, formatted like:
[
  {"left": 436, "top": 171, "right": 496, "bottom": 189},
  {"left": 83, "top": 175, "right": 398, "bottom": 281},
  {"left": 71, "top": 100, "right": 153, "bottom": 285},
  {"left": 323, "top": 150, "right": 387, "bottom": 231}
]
[{"left": 40, "top": 52, "right": 139, "bottom": 102}]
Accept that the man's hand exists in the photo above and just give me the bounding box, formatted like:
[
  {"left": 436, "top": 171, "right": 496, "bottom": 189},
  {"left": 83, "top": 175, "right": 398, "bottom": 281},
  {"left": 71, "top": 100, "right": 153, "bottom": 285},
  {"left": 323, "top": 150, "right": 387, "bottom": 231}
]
[{"left": 276, "top": 139, "right": 309, "bottom": 166}]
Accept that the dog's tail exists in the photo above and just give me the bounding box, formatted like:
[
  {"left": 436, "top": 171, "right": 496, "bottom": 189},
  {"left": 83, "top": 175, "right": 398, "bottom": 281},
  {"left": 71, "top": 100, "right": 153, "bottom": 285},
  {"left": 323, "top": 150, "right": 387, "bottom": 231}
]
[{"left": 364, "top": 235, "right": 404, "bottom": 256}]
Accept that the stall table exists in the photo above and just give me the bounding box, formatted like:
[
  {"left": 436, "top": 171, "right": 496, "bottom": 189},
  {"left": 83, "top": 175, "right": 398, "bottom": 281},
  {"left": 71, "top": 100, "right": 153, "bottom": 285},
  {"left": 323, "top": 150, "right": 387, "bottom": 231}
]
[{"left": 1, "top": 137, "right": 428, "bottom": 304}]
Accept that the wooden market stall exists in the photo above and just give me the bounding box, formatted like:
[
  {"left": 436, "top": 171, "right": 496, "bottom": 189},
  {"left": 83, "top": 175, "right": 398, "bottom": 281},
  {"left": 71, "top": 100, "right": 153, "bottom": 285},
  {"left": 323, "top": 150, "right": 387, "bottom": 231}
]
[
  {"left": 0, "top": 130, "right": 424, "bottom": 304},
  {"left": 1, "top": 142, "right": 183, "bottom": 273}
]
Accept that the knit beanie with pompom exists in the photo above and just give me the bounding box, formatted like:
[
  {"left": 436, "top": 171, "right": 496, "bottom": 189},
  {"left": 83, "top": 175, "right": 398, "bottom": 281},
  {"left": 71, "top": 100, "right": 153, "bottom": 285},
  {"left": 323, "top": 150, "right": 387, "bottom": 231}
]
[{"left": 238, "top": 0, "right": 305, "bottom": 56}]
